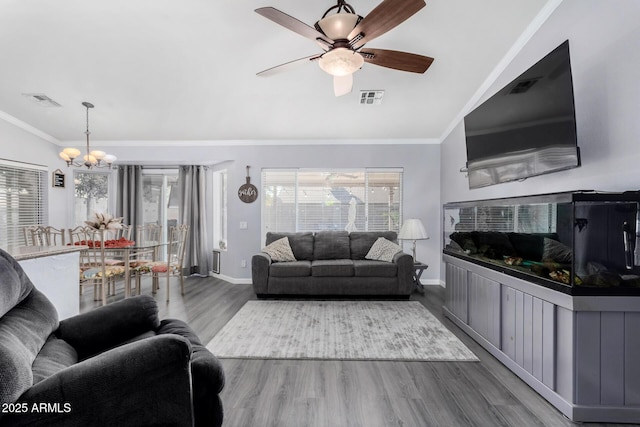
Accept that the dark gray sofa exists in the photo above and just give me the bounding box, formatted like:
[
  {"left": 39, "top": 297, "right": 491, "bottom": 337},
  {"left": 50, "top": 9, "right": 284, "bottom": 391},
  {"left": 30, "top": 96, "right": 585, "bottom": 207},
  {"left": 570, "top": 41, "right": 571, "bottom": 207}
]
[{"left": 252, "top": 231, "right": 414, "bottom": 298}]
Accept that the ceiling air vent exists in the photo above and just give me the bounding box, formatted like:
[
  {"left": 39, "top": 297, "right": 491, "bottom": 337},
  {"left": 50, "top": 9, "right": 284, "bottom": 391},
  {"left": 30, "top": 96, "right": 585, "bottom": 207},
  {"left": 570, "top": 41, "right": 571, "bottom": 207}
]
[
  {"left": 22, "top": 93, "right": 62, "bottom": 107},
  {"left": 359, "top": 90, "right": 384, "bottom": 105}
]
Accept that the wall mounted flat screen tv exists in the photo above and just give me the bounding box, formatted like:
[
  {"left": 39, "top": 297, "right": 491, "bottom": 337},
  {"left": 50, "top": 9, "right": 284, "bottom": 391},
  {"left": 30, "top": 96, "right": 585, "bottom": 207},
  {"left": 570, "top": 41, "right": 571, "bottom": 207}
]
[{"left": 464, "top": 40, "right": 580, "bottom": 189}]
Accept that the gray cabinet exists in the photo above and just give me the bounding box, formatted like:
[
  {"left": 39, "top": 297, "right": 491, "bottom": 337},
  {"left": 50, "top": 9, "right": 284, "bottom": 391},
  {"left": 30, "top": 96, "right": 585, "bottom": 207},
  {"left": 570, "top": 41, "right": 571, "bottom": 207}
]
[{"left": 443, "top": 254, "right": 640, "bottom": 423}]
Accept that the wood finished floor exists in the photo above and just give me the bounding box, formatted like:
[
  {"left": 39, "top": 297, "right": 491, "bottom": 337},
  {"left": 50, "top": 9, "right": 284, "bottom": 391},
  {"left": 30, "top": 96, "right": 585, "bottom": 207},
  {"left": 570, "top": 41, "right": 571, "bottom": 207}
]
[{"left": 80, "top": 277, "right": 630, "bottom": 427}]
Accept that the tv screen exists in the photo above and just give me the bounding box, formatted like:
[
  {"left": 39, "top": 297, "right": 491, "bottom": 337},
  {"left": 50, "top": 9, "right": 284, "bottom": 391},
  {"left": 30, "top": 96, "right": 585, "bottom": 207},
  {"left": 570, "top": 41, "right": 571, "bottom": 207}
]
[{"left": 464, "top": 40, "right": 580, "bottom": 189}]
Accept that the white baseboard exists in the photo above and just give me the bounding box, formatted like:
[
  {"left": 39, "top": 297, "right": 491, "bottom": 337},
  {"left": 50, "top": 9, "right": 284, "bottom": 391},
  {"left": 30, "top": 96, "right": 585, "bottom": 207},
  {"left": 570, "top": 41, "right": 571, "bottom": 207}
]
[
  {"left": 209, "top": 271, "right": 252, "bottom": 285},
  {"left": 209, "top": 272, "right": 444, "bottom": 288},
  {"left": 420, "top": 279, "right": 445, "bottom": 287}
]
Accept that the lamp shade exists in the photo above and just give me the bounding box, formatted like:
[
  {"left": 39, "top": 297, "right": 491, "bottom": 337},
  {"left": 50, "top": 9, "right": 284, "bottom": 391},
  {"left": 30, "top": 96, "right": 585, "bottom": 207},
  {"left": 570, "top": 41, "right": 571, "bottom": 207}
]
[
  {"left": 317, "top": 13, "right": 359, "bottom": 40},
  {"left": 318, "top": 48, "right": 364, "bottom": 77},
  {"left": 398, "top": 219, "right": 428, "bottom": 241}
]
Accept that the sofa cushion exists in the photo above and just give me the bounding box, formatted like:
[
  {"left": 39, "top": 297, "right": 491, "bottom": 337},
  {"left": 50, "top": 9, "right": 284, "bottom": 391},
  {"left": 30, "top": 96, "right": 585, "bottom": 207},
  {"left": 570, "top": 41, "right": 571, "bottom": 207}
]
[
  {"left": 270, "top": 261, "right": 312, "bottom": 277},
  {"left": 349, "top": 231, "right": 398, "bottom": 260},
  {"left": 32, "top": 335, "right": 78, "bottom": 384},
  {"left": 311, "top": 259, "right": 354, "bottom": 277},
  {"left": 262, "top": 237, "right": 296, "bottom": 262},
  {"left": 0, "top": 289, "right": 58, "bottom": 405},
  {"left": 353, "top": 260, "right": 398, "bottom": 277},
  {"left": 0, "top": 249, "right": 35, "bottom": 318},
  {"left": 365, "top": 237, "right": 403, "bottom": 262},
  {"left": 266, "top": 232, "right": 314, "bottom": 261},
  {"left": 314, "top": 231, "right": 350, "bottom": 260}
]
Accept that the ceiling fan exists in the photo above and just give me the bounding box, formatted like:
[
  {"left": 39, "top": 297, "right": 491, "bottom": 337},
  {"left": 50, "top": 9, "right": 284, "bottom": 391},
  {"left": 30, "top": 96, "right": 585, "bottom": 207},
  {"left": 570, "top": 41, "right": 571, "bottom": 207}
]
[{"left": 255, "top": 0, "right": 434, "bottom": 97}]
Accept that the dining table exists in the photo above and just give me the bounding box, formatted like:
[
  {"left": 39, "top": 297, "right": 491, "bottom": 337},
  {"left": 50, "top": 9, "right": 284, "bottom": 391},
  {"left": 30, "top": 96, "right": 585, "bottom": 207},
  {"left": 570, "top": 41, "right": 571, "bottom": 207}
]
[{"left": 83, "top": 240, "right": 167, "bottom": 306}]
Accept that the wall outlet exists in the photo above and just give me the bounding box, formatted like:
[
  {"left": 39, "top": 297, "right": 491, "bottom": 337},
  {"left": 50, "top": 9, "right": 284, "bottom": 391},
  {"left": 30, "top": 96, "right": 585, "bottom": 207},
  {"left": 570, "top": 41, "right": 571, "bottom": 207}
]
[
  {"left": 240, "top": 259, "right": 247, "bottom": 268},
  {"left": 239, "top": 221, "right": 248, "bottom": 229}
]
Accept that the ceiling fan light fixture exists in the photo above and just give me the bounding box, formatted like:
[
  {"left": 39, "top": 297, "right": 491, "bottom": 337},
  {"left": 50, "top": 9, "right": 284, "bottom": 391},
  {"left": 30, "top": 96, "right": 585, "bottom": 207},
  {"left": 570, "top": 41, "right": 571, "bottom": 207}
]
[
  {"left": 319, "top": 48, "right": 364, "bottom": 77},
  {"left": 317, "top": 13, "right": 359, "bottom": 40}
]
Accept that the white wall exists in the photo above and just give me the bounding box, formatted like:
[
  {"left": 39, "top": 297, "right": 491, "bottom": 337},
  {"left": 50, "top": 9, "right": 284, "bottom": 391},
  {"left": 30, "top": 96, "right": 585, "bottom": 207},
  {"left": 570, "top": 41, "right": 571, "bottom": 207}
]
[
  {"left": 2, "top": 134, "right": 441, "bottom": 282},
  {"left": 106, "top": 142, "right": 441, "bottom": 282},
  {"left": 0, "top": 119, "right": 69, "bottom": 227},
  {"left": 440, "top": 0, "right": 640, "bottom": 278}
]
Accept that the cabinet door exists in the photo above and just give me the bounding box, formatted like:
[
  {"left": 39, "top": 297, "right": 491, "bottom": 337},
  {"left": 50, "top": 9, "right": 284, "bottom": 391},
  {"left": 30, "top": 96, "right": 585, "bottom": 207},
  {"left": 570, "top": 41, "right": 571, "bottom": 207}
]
[
  {"left": 502, "top": 285, "right": 556, "bottom": 390},
  {"left": 445, "top": 263, "right": 468, "bottom": 323},
  {"left": 469, "top": 273, "right": 501, "bottom": 348}
]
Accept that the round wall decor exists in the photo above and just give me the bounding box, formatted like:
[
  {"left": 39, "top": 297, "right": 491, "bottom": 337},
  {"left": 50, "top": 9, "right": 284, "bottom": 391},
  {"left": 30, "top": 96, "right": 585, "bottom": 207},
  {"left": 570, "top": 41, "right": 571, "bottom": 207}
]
[{"left": 238, "top": 165, "right": 258, "bottom": 203}]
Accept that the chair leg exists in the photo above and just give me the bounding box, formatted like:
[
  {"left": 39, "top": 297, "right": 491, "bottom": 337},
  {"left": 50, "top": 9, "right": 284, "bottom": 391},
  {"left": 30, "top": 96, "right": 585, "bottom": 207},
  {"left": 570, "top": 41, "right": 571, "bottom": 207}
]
[{"left": 166, "top": 272, "right": 171, "bottom": 303}]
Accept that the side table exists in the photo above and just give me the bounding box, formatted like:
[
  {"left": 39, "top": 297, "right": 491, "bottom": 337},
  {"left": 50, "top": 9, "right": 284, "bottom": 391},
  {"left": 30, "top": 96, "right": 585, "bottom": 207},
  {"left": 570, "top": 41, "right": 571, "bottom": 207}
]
[{"left": 412, "top": 261, "right": 428, "bottom": 294}]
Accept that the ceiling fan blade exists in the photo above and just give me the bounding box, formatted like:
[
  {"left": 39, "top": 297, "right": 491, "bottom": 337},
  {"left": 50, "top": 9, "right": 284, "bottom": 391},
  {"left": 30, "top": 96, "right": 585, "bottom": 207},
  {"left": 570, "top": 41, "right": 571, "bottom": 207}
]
[
  {"left": 257, "top": 54, "right": 321, "bottom": 77},
  {"left": 348, "top": 0, "right": 425, "bottom": 49},
  {"left": 334, "top": 74, "right": 353, "bottom": 97},
  {"left": 256, "top": 7, "right": 333, "bottom": 48},
  {"left": 360, "top": 48, "right": 433, "bottom": 73}
]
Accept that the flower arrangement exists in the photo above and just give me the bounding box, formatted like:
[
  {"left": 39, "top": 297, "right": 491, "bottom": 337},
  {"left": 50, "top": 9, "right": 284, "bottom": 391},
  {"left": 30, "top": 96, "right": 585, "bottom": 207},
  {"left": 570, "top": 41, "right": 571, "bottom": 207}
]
[{"left": 85, "top": 212, "right": 124, "bottom": 231}]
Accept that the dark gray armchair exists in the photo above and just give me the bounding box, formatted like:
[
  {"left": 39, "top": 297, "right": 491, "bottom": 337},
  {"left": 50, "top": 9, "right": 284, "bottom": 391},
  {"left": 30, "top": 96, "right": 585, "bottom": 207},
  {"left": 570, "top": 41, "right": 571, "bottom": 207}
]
[{"left": 0, "top": 249, "right": 224, "bottom": 427}]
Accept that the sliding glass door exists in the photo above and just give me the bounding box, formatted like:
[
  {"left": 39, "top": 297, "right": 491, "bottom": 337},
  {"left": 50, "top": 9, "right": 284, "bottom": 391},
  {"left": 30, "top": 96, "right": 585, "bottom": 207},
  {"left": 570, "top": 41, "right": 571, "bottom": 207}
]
[{"left": 141, "top": 170, "right": 179, "bottom": 244}]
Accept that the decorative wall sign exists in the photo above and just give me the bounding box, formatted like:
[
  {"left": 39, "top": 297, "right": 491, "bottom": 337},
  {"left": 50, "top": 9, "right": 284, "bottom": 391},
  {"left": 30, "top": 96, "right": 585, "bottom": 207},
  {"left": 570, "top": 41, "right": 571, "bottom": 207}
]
[
  {"left": 238, "top": 165, "right": 258, "bottom": 203},
  {"left": 52, "top": 169, "right": 65, "bottom": 188}
]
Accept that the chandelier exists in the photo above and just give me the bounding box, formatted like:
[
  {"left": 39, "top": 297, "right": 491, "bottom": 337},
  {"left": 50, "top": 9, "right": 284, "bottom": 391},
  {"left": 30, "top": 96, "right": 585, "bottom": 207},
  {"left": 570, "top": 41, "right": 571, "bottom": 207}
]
[{"left": 59, "top": 102, "right": 116, "bottom": 169}]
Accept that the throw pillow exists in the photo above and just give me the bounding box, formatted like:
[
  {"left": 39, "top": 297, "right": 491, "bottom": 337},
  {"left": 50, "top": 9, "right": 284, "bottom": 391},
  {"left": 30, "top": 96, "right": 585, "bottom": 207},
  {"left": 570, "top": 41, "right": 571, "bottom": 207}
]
[
  {"left": 262, "top": 237, "right": 297, "bottom": 262},
  {"left": 365, "top": 237, "right": 403, "bottom": 262},
  {"left": 542, "top": 238, "right": 573, "bottom": 263}
]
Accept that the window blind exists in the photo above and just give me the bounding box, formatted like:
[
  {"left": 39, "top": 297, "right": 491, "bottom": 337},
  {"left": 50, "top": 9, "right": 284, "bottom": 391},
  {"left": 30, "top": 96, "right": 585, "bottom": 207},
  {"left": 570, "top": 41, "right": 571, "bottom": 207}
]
[
  {"left": 454, "top": 203, "right": 557, "bottom": 233},
  {"left": 0, "top": 160, "right": 48, "bottom": 250},
  {"left": 262, "top": 168, "right": 403, "bottom": 236}
]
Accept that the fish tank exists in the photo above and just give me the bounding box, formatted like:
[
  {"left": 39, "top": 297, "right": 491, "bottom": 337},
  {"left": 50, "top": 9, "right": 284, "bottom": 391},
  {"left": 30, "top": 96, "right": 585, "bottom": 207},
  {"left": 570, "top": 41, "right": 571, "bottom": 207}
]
[{"left": 443, "top": 191, "right": 640, "bottom": 294}]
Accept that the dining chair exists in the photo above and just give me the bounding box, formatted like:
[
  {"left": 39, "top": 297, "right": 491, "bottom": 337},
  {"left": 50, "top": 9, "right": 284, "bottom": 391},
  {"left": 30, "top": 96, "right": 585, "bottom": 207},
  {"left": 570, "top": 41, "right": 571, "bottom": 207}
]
[
  {"left": 129, "top": 224, "right": 164, "bottom": 295},
  {"left": 41, "top": 226, "right": 67, "bottom": 246},
  {"left": 136, "top": 223, "right": 162, "bottom": 245},
  {"left": 112, "top": 223, "right": 133, "bottom": 241},
  {"left": 73, "top": 227, "right": 128, "bottom": 303},
  {"left": 135, "top": 224, "right": 189, "bottom": 302},
  {"left": 23, "top": 225, "right": 46, "bottom": 246}
]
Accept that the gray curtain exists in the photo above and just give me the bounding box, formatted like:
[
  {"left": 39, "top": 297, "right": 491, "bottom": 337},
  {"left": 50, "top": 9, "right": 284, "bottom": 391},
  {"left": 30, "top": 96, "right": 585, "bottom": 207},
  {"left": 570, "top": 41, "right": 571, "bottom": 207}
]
[
  {"left": 179, "top": 165, "right": 209, "bottom": 275},
  {"left": 116, "top": 165, "right": 143, "bottom": 233}
]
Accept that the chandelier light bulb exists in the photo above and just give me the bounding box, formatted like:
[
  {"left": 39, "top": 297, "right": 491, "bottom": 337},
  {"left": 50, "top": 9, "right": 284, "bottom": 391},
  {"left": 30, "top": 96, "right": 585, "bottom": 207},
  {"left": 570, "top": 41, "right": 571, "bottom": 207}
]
[
  {"left": 90, "top": 150, "right": 106, "bottom": 160},
  {"left": 62, "top": 147, "right": 81, "bottom": 159}
]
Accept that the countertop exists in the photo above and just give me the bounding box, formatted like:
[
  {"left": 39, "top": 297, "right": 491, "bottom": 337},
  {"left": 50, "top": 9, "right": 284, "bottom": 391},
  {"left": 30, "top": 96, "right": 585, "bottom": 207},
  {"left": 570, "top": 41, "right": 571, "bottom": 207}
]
[{"left": 11, "top": 245, "right": 87, "bottom": 261}]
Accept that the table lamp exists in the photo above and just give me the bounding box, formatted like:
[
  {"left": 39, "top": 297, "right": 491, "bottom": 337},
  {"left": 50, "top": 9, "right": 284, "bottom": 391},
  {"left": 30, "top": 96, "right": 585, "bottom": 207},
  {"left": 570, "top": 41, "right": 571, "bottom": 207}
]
[{"left": 398, "top": 218, "right": 429, "bottom": 261}]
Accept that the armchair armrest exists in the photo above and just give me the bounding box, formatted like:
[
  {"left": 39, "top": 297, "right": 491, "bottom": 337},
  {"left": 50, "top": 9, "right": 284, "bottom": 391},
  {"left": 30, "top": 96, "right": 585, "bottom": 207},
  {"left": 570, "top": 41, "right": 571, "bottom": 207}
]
[
  {"left": 393, "top": 252, "right": 414, "bottom": 294},
  {"left": 251, "top": 253, "right": 272, "bottom": 295},
  {"left": 56, "top": 295, "right": 160, "bottom": 360},
  {"left": 4, "top": 335, "right": 193, "bottom": 427}
]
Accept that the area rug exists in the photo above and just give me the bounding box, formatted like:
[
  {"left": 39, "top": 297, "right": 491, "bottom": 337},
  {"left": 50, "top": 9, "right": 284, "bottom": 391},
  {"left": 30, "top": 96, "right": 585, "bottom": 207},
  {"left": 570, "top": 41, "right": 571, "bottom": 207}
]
[{"left": 206, "top": 300, "right": 478, "bottom": 361}]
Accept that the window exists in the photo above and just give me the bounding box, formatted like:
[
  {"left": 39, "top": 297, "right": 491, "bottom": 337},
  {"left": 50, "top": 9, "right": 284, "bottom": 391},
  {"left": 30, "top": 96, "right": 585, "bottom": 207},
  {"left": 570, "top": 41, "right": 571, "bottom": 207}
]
[
  {"left": 141, "top": 170, "right": 179, "bottom": 242},
  {"left": 454, "top": 203, "right": 557, "bottom": 233},
  {"left": 262, "top": 168, "right": 403, "bottom": 236},
  {"left": 0, "top": 159, "right": 48, "bottom": 250},
  {"left": 74, "top": 171, "right": 110, "bottom": 226},
  {"left": 213, "top": 170, "right": 227, "bottom": 250}
]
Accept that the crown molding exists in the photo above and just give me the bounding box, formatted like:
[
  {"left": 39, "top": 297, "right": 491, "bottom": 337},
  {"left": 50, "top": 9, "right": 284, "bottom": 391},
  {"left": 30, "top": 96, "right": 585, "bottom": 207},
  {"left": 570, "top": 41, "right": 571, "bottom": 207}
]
[{"left": 0, "top": 110, "right": 59, "bottom": 144}]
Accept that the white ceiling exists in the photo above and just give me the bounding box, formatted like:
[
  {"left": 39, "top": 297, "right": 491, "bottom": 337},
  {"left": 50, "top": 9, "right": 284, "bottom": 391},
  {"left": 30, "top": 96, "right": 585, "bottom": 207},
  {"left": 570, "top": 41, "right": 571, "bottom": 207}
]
[{"left": 0, "top": 0, "right": 552, "bottom": 145}]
